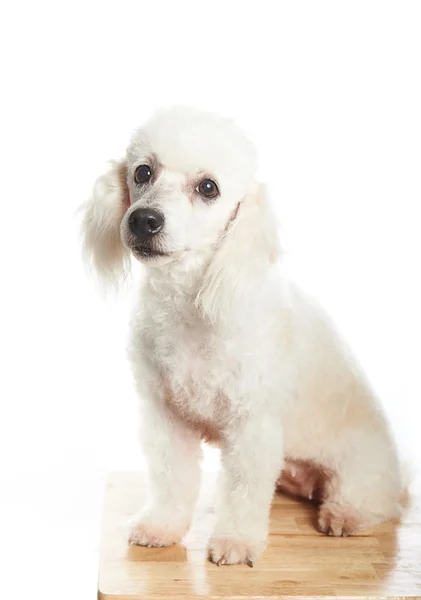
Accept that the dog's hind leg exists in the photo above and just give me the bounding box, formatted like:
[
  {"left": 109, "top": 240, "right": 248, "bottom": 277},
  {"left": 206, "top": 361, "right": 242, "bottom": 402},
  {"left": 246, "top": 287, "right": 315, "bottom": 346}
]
[
  {"left": 316, "top": 434, "right": 403, "bottom": 536},
  {"left": 276, "top": 458, "right": 331, "bottom": 503}
]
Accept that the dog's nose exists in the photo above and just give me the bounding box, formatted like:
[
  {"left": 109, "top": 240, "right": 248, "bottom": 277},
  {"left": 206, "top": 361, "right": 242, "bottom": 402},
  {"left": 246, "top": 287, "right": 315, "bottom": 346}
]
[{"left": 129, "top": 208, "right": 164, "bottom": 239}]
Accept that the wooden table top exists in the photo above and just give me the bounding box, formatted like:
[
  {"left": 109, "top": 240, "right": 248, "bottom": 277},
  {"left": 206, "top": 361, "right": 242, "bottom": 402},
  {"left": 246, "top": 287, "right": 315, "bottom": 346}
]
[{"left": 98, "top": 470, "right": 421, "bottom": 599}]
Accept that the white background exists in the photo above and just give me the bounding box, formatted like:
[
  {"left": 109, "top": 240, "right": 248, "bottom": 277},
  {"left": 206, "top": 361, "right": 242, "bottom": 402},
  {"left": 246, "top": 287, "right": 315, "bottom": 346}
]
[{"left": 0, "top": 2, "right": 420, "bottom": 598}]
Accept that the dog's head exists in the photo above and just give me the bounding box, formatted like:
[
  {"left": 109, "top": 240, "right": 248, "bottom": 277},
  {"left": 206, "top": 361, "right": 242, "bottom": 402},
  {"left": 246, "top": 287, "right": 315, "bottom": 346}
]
[{"left": 81, "top": 107, "right": 279, "bottom": 321}]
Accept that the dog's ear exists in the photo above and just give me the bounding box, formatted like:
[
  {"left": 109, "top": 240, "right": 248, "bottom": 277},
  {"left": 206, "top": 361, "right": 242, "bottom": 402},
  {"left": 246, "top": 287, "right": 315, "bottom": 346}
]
[
  {"left": 80, "top": 159, "right": 131, "bottom": 291},
  {"left": 196, "top": 184, "right": 280, "bottom": 326}
]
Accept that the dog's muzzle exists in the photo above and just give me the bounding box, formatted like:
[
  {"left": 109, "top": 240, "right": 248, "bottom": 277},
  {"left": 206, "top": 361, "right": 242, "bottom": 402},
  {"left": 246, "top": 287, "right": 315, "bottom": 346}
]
[{"left": 128, "top": 208, "right": 167, "bottom": 259}]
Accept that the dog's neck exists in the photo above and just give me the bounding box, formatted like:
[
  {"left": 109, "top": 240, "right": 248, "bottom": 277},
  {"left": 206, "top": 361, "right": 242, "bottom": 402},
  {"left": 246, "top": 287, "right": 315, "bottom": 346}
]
[
  {"left": 144, "top": 247, "right": 213, "bottom": 313},
  {"left": 142, "top": 244, "right": 277, "bottom": 333}
]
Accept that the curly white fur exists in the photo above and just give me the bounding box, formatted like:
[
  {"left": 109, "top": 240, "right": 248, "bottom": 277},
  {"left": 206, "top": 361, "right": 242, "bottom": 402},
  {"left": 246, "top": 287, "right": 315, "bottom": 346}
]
[{"left": 81, "top": 106, "right": 404, "bottom": 565}]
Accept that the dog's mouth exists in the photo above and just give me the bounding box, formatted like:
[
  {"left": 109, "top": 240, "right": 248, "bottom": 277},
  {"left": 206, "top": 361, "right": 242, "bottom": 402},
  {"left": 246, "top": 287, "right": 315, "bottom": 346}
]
[{"left": 132, "top": 245, "right": 169, "bottom": 259}]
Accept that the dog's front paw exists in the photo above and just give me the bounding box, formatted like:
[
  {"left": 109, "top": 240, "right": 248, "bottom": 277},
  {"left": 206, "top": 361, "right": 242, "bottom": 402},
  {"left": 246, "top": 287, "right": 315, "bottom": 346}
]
[
  {"left": 128, "top": 512, "right": 188, "bottom": 547},
  {"left": 208, "top": 535, "right": 265, "bottom": 566}
]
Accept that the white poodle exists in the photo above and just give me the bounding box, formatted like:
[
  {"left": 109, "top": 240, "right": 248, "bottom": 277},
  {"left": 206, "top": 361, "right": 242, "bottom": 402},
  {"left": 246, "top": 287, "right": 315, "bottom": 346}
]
[{"left": 81, "top": 106, "right": 404, "bottom": 566}]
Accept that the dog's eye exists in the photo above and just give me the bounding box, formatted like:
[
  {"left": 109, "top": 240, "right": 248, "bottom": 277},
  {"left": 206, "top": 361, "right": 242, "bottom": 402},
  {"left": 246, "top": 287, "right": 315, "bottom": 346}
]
[
  {"left": 134, "top": 165, "right": 152, "bottom": 184},
  {"left": 197, "top": 179, "right": 219, "bottom": 199}
]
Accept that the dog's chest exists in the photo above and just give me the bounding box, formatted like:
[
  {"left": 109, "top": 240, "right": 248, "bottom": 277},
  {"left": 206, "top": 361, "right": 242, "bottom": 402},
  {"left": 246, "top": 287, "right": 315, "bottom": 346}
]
[{"left": 155, "top": 319, "right": 238, "bottom": 434}]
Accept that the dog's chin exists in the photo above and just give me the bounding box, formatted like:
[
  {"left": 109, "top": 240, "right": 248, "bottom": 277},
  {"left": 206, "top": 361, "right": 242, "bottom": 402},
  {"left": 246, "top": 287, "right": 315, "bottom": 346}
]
[
  {"left": 132, "top": 245, "right": 167, "bottom": 260},
  {"left": 131, "top": 244, "right": 181, "bottom": 265}
]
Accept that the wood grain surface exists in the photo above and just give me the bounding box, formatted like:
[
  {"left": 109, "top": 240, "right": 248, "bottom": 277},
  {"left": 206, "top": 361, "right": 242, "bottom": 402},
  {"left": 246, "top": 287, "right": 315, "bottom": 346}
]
[{"left": 98, "top": 470, "right": 421, "bottom": 599}]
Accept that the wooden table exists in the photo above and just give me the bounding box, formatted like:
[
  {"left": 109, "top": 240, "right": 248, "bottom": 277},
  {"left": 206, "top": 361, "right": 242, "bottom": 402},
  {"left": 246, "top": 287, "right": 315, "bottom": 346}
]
[{"left": 98, "top": 471, "right": 421, "bottom": 599}]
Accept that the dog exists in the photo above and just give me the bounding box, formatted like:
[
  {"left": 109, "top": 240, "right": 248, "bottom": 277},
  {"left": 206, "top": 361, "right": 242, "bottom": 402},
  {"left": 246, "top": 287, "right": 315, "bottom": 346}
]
[{"left": 81, "top": 106, "right": 403, "bottom": 566}]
